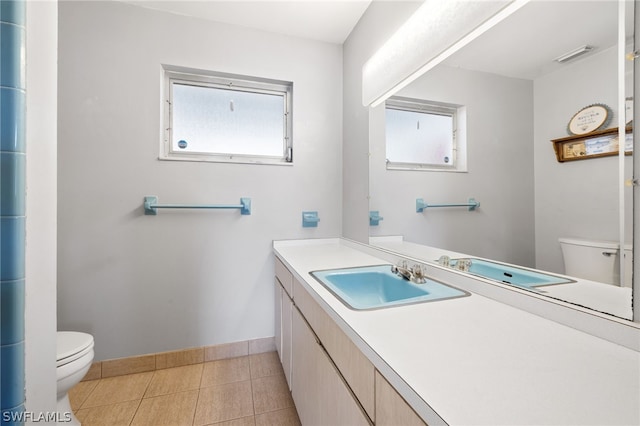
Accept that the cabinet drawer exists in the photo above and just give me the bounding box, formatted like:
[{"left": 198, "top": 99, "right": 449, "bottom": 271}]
[
  {"left": 275, "top": 257, "right": 293, "bottom": 297},
  {"left": 293, "top": 277, "right": 375, "bottom": 420},
  {"left": 375, "top": 371, "right": 427, "bottom": 426}
]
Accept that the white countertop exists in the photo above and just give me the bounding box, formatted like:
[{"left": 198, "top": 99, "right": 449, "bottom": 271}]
[{"left": 274, "top": 238, "right": 640, "bottom": 426}]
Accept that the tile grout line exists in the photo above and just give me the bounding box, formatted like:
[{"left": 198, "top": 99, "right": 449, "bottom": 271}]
[
  {"left": 192, "top": 365, "right": 207, "bottom": 426},
  {"left": 141, "top": 370, "right": 157, "bottom": 399},
  {"left": 77, "top": 377, "right": 103, "bottom": 411},
  {"left": 128, "top": 372, "right": 153, "bottom": 425},
  {"left": 127, "top": 398, "right": 144, "bottom": 426},
  {"left": 74, "top": 382, "right": 90, "bottom": 412},
  {"left": 248, "top": 355, "right": 257, "bottom": 418},
  {"left": 191, "top": 388, "right": 201, "bottom": 426}
]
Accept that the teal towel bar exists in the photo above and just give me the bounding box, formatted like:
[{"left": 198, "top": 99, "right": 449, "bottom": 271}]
[
  {"left": 416, "top": 197, "right": 479, "bottom": 213},
  {"left": 144, "top": 196, "right": 251, "bottom": 215}
]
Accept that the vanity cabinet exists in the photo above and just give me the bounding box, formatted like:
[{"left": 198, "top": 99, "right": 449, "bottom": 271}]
[
  {"left": 274, "top": 256, "right": 427, "bottom": 426},
  {"left": 275, "top": 258, "right": 293, "bottom": 388}
]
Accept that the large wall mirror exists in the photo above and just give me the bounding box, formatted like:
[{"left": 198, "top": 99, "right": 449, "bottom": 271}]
[{"left": 368, "top": 0, "right": 636, "bottom": 321}]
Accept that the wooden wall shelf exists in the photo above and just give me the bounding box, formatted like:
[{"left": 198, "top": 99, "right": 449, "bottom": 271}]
[{"left": 551, "top": 126, "right": 632, "bottom": 163}]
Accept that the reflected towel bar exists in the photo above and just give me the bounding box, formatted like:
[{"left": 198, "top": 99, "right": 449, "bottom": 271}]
[
  {"left": 144, "top": 196, "right": 251, "bottom": 215},
  {"left": 416, "top": 198, "right": 479, "bottom": 212}
]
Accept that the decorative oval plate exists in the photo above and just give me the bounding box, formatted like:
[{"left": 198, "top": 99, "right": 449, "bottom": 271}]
[{"left": 567, "top": 103, "right": 611, "bottom": 135}]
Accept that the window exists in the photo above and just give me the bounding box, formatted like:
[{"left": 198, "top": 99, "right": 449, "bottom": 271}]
[
  {"left": 162, "top": 65, "right": 293, "bottom": 164},
  {"left": 385, "top": 97, "right": 466, "bottom": 172}
]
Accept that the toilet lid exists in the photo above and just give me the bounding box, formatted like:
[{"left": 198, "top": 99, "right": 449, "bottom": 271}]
[
  {"left": 57, "top": 332, "right": 94, "bottom": 367},
  {"left": 558, "top": 237, "right": 619, "bottom": 250}
]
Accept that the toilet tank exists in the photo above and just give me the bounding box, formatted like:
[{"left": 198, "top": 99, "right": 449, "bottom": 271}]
[{"left": 558, "top": 237, "right": 620, "bottom": 285}]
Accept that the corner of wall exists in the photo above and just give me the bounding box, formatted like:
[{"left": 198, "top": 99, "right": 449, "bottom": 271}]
[{"left": 24, "top": 0, "right": 58, "bottom": 418}]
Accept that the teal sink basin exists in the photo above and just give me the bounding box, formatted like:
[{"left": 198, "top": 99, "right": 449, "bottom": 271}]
[
  {"left": 448, "top": 258, "right": 574, "bottom": 289},
  {"left": 310, "top": 265, "right": 469, "bottom": 310}
]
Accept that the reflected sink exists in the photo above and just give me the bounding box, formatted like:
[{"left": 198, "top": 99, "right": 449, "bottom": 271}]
[
  {"left": 447, "top": 258, "right": 574, "bottom": 290},
  {"left": 310, "top": 265, "right": 469, "bottom": 310}
]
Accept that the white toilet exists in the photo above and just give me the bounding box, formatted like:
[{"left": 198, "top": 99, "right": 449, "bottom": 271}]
[
  {"left": 57, "top": 331, "right": 94, "bottom": 425},
  {"left": 558, "top": 237, "right": 632, "bottom": 287}
]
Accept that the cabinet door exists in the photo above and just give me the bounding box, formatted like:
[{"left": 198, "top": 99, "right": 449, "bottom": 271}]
[
  {"left": 291, "top": 308, "right": 369, "bottom": 426},
  {"left": 292, "top": 307, "right": 321, "bottom": 425},
  {"left": 282, "top": 293, "right": 292, "bottom": 389},
  {"left": 274, "top": 279, "right": 282, "bottom": 360},
  {"left": 292, "top": 276, "right": 375, "bottom": 419}
]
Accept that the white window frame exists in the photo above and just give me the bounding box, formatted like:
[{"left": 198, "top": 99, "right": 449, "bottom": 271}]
[
  {"left": 385, "top": 96, "right": 467, "bottom": 172},
  {"left": 161, "top": 65, "right": 293, "bottom": 165}
]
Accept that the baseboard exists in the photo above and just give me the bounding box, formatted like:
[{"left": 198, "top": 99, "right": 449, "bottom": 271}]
[{"left": 82, "top": 336, "right": 276, "bottom": 381}]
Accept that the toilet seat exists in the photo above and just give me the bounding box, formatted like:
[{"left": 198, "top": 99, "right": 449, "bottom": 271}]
[{"left": 57, "top": 331, "right": 94, "bottom": 368}]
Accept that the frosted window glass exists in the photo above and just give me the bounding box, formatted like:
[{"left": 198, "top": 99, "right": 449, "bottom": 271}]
[
  {"left": 386, "top": 108, "right": 454, "bottom": 166},
  {"left": 172, "top": 83, "right": 285, "bottom": 156}
]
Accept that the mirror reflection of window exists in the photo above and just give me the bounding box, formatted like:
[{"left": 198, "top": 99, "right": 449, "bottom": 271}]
[{"left": 385, "top": 97, "right": 465, "bottom": 171}]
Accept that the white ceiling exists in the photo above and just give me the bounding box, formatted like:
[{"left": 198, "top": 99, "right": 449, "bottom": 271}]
[
  {"left": 443, "top": 1, "right": 621, "bottom": 80},
  {"left": 118, "top": 0, "right": 625, "bottom": 79},
  {"left": 119, "top": 0, "right": 372, "bottom": 44}
]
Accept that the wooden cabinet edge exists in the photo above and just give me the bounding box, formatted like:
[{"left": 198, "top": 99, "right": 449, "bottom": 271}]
[{"left": 375, "top": 371, "right": 428, "bottom": 426}]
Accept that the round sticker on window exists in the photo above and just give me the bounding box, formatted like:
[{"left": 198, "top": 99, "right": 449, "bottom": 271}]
[
  {"left": 444, "top": 156, "right": 450, "bottom": 164},
  {"left": 178, "top": 140, "right": 188, "bottom": 149}
]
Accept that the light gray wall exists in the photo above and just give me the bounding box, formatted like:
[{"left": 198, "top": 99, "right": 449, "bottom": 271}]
[
  {"left": 57, "top": 1, "right": 343, "bottom": 360},
  {"left": 25, "top": 0, "right": 57, "bottom": 416},
  {"left": 533, "top": 46, "right": 629, "bottom": 274},
  {"left": 342, "top": 0, "right": 422, "bottom": 243},
  {"left": 369, "top": 66, "right": 536, "bottom": 267}
]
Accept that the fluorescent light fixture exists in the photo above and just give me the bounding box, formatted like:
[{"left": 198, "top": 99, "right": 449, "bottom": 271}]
[
  {"left": 554, "top": 45, "right": 594, "bottom": 63},
  {"left": 362, "top": 0, "right": 531, "bottom": 107}
]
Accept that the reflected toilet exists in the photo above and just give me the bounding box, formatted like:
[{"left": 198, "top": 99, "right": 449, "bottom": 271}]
[{"left": 559, "top": 237, "right": 632, "bottom": 287}]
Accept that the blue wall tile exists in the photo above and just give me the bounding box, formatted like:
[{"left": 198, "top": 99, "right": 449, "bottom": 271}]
[
  {"left": 0, "top": 22, "right": 25, "bottom": 90},
  {"left": 0, "top": 0, "right": 25, "bottom": 26},
  {"left": 0, "top": 217, "right": 25, "bottom": 281},
  {"left": 0, "top": 280, "right": 24, "bottom": 346},
  {"left": 0, "top": 341, "right": 24, "bottom": 410},
  {"left": 0, "top": 88, "right": 25, "bottom": 152},
  {"left": 0, "top": 152, "right": 26, "bottom": 216},
  {"left": 0, "top": 404, "right": 25, "bottom": 426},
  {"left": 1, "top": 1, "right": 25, "bottom": 420}
]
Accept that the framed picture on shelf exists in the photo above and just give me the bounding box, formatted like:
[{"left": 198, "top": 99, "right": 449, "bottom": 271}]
[{"left": 551, "top": 126, "right": 632, "bottom": 163}]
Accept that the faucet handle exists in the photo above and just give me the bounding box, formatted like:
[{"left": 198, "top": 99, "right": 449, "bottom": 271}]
[
  {"left": 411, "top": 263, "right": 427, "bottom": 284},
  {"left": 456, "top": 259, "right": 472, "bottom": 272}
]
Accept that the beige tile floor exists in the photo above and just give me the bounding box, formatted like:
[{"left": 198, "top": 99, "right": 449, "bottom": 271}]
[{"left": 69, "top": 351, "right": 301, "bottom": 426}]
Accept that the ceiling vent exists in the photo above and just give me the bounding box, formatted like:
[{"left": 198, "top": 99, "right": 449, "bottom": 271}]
[{"left": 554, "top": 45, "right": 594, "bottom": 63}]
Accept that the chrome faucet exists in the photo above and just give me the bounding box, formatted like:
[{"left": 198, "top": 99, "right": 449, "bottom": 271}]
[{"left": 391, "top": 261, "right": 427, "bottom": 284}]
